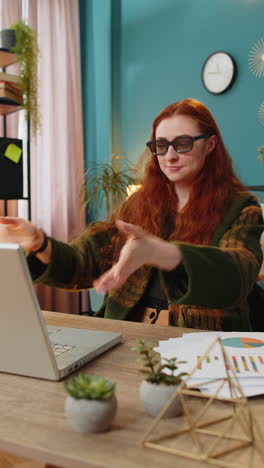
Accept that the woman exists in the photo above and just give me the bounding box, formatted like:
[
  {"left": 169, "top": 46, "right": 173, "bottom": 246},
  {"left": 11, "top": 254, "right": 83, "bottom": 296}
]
[{"left": 0, "top": 98, "right": 263, "bottom": 331}]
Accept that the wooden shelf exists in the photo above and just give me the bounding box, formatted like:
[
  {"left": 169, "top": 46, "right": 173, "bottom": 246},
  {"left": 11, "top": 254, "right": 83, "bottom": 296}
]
[
  {"left": 0, "top": 102, "right": 22, "bottom": 115},
  {"left": 0, "top": 49, "right": 16, "bottom": 68},
  {"left": 0, "top": 43, "right": 30, "bottom": 220},
  {"left": 0, "top": 49, "right": 21, "bottom": 115}
]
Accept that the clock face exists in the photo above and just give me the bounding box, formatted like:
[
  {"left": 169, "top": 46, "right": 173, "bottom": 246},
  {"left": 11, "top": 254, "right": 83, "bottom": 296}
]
[{"left": 202, "top": 52, "right": 236, "bottom": 94}]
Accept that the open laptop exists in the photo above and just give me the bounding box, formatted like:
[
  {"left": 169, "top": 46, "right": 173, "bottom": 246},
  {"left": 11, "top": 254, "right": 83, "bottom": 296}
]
[{"left": 0, "top": 243, "right": 122, "bottom": 380}]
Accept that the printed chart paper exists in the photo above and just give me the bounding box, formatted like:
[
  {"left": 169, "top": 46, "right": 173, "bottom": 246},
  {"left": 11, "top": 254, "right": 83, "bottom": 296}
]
[{"left": 155, "top": 332, "right": 264, "bottom": 397}]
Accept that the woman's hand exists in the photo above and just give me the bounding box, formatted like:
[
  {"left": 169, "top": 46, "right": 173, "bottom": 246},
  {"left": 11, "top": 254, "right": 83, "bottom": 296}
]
[
  {"left": 0, "top": 216, "right": 45, "bottom": 252},
  {"left": 93, "top": 219, "right": 182, "bottom": 294}
]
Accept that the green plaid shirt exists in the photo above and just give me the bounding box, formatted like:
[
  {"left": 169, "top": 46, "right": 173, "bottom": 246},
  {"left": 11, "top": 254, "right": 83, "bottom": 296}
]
[{"left": 30, "top": 192, "right": 263, "bottom": 331}]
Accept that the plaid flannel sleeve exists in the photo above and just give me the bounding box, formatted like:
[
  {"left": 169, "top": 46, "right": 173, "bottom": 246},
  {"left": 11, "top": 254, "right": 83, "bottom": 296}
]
[
  {"left": 161, "top": 199, "right": 264, "bottom": 309},
  {"left": 28, "top": 228, "right": 116, "bottom": 291}
]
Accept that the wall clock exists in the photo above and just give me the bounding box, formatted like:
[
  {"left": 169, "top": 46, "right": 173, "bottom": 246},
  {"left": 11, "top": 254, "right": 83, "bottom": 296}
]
[{"left": 201, "top": 52, "right": 237, "bottom": 95}]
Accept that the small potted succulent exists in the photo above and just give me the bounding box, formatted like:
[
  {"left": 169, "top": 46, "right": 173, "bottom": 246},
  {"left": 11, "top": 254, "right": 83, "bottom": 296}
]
[
  {"left": 133, "top": 340, "right": 187, "bottom": 418},
  {"left": 64, "top": 373, "right": 117, "bottom": 433}
]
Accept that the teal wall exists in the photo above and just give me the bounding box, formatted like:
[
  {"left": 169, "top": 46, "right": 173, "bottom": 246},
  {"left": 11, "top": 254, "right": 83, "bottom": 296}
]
[
  {"left": 80, "top": 0, "right": 264, "bottom": 194},
  {"left": 79, "top": 0, "right": 112, "bottom": 167}
]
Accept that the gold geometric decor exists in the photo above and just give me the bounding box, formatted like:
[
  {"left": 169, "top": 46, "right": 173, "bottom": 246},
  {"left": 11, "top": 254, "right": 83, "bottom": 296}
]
[
  {"left": 258, "top": 102, "right": 264, "bottom": 126},
  {"left": 141, "top": 338, "right": 264, "bottom": 468},
  {"left": 248, "top": 38, "right": 264, "bottom": 77}
]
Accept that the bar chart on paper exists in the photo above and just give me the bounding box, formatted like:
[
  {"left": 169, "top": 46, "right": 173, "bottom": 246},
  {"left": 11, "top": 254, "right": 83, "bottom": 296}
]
[
  {"left": 156, "top": 332, "right": 264, "bottom": 397},
  {"left": 221, "top": 337, "right": 264, "bottom": 375},
  {"left": 196, "top": 352, "right": 264, "bottom": 373}
]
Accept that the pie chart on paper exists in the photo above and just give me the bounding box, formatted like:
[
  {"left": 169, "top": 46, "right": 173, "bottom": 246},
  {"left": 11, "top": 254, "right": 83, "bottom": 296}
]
[{"left": 221, "top": 337, "right": 264, "bottom": 348}]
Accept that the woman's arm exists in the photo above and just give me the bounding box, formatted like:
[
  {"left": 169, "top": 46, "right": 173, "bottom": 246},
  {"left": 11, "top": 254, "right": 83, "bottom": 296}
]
[
  {"left": 0, "top": 216, "right": 116, "bottom": 291},
  {"left": 94, "top": 197, "right": 264, "bottom": 311},
  {"left": 94, "top": 220, "right": 183, "bottom": 293},
  {"left": 0, "top": 216, "right": 52, "bottom": 262},
  {"left": 161, "top": 199, "right": 264, "bottom": 308}
]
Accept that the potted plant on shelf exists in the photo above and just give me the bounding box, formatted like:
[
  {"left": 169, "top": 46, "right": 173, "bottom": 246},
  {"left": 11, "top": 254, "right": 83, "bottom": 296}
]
[
  {"left": 132, "top": 340, "right": 187, "bottom": 418},
  {"left": 0, "top": 21, "right": 40, "bottom": 136},
  {"left": 64, "top": 373, "right": 117, "bottom": 433},
  {"left": 81, "top": 155, "right": 139, "bottom": 220}
]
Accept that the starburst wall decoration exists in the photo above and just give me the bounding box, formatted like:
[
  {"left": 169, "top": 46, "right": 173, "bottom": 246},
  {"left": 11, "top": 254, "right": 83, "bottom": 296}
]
[
  {"left": 258, "top": 102, "right": 264, "bottom": 126},
  {"left": 248, "top": 38, "right": 264, "bottom": 77}
]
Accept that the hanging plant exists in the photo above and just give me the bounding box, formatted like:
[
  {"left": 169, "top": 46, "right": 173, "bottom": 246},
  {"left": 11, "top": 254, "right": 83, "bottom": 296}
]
[{"left": 10, "top": 20, "right": 40, "bottom": 136}]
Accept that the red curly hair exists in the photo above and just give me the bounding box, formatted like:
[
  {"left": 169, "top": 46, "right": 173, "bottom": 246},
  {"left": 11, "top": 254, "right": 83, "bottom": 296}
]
[{"left": 89, "top": 99, "right": 246, "bottom": 246}]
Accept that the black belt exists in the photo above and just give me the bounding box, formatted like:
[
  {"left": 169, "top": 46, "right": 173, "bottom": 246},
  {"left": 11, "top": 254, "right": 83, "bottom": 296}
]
[
  {"left": 141, "top": 295, "right": 168, "bottom": 310},
  {"left": 140, "top": 296, "right": 168, "bottom": 324}
]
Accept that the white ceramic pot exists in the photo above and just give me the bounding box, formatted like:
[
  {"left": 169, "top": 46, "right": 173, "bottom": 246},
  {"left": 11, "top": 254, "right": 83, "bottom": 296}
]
[
  {"left": 140, "top": 380, "right": 182, "bottom": 418},
  {"left": 65, "top": 395, "right": 117, "bottom": 433}
]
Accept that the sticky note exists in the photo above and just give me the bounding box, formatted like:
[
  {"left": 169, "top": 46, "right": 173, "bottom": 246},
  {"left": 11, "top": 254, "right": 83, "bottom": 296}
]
[{"left": 4, "top": 144, "right": 22, "bottom": 163}]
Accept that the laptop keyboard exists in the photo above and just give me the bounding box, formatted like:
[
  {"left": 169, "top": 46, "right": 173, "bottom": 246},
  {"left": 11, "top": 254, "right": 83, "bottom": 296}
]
[{"left": 51, "top": 343, "right": 76, "bottom": 357}]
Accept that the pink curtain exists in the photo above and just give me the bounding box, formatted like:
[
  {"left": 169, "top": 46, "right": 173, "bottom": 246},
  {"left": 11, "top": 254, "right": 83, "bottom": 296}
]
[{"left": 1, "top": 0, "right": 86, "bottom": 314}]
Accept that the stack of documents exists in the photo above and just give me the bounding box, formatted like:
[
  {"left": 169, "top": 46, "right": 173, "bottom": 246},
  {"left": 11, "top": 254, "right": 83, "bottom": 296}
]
[{"left": 155, "top": 332, "right": 264, "bottom": 398}]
